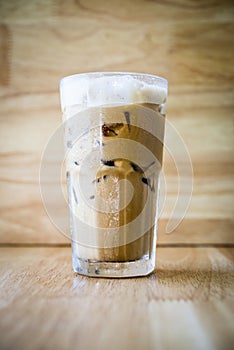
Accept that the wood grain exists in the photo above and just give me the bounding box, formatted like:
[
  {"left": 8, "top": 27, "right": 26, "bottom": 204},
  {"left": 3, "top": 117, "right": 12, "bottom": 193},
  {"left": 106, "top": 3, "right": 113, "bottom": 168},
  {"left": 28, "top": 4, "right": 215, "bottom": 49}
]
[
  {"left": 0, "top": 23, "right": 11, "bottom": 85},
  {"left": 0, "top": 0, "right": 233, "bottom": 244},
  {"left": 0, "top": 247, "right": 233, "bottom": 350},
  {"left": 6, "top": 19, "right": 234, "bottom": 93},
  {"left": 57, "top": 0, "right": 234, "bottom": 23},
  {"left": 0, "top": 0, "right": 56, "bottom": 21}
]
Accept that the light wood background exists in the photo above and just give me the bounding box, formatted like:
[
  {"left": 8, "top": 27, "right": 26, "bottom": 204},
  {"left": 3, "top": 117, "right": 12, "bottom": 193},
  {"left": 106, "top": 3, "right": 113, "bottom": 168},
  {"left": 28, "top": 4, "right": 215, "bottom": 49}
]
[
  {"left": 0, "top": 1, "right": 234, "bottom": 349},
  {"left": 0, "top": 0, "right": 233, "bottom": 245}
]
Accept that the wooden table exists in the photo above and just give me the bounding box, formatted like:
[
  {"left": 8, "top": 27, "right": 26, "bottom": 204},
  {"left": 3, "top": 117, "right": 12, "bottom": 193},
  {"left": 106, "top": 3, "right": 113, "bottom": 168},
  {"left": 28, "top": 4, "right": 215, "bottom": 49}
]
[
  {"left": 0, "top": 246, "right": 233, "bottom": 350},
  {"left": 0, "top": 1, "right": 233, "bottom": 349}
]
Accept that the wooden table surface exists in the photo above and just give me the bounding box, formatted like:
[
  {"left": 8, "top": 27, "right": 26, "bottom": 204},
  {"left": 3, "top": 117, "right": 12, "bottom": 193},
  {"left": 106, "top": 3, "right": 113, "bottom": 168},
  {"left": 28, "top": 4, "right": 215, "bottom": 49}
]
[
  {"left": 0, "top": 0, "right": 233, "bottom": 349},
  {"left": 0, "top": 246, "right": 233, "bottom": 350}
]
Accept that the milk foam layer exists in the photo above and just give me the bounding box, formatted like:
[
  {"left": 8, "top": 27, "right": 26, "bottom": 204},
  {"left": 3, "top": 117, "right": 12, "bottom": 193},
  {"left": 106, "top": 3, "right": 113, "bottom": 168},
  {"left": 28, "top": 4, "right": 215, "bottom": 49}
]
[{"left": 60, "top": 72, "right": 167, "bottom": 111}]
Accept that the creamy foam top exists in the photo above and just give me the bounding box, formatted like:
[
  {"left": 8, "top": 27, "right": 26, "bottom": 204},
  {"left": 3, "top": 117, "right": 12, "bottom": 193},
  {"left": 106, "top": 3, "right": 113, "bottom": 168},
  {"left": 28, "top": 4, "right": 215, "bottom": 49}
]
[{"left": 60, "top": 73, "right": 168, "bottom": 111}]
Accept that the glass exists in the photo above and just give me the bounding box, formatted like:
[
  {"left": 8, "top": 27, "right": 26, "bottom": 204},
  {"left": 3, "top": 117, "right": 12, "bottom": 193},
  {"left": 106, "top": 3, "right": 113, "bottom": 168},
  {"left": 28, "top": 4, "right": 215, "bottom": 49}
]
[{"left": 60, "top": 72, "right": 168, "bottom": 277}]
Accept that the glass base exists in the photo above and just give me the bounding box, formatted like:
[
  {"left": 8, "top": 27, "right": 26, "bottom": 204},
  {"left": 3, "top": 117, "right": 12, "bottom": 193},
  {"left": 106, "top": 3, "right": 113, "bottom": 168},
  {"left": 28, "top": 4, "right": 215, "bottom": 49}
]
[{"left": 72, "top": 255, "right": 156, "bottom": 278}]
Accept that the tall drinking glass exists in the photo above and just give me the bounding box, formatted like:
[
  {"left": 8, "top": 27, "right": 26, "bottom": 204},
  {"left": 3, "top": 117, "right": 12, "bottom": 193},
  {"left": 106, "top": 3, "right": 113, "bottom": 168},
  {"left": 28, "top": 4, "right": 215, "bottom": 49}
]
[{"left": 60, "top": 72, "right": 167, "bottom": 277}]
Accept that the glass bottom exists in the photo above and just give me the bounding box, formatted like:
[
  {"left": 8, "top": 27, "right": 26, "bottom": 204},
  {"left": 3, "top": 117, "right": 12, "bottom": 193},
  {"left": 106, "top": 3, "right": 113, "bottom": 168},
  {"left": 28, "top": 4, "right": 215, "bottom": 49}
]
[{"left": 72, "top": 255, "right": 156, "bottom": 278}]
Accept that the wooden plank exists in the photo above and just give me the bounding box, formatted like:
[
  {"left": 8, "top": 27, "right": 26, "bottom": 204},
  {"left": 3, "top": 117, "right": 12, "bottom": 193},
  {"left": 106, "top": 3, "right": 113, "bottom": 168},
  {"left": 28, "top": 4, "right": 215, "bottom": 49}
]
[
  {"left": 57, "top": 0, "right": 234, "bottom": 24},
  {"left": 1, "top": 0, "right": 234, "bottom": 24},
  {"left": 0, "top": 207, "right": 233, "bottom": 244},
  {"left": 0, "top": 247, "right": 233, "bottom": 350},
  {"left": 4, "top": 19, "right": 233, "bottom": 93}
]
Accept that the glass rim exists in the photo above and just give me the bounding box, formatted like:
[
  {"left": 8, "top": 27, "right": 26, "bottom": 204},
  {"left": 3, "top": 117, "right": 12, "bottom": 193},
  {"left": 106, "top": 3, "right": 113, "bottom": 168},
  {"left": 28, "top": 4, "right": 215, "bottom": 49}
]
[{"left": 60, "top": 71, "right": 168, "bottom": 88}]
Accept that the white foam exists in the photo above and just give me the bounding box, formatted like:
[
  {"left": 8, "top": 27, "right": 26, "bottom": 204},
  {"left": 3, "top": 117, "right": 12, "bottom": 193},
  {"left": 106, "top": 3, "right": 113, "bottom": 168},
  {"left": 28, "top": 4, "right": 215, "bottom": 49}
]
[{"left": 60, "top": 72, "right": 167, "bottom": 111}]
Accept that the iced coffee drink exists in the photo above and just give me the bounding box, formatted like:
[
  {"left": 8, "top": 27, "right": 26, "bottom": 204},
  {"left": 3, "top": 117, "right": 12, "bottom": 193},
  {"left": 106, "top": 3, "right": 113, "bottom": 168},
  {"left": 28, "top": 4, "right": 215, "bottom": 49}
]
[{"left": 60, "top": 73, "right": 167, "bottom": 277}]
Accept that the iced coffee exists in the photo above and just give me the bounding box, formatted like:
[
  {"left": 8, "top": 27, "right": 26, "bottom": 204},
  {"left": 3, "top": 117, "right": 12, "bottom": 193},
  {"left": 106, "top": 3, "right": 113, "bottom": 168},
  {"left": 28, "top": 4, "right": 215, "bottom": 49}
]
[{"left": 60, "top": 73, "right": 167, "bottom": 277}]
